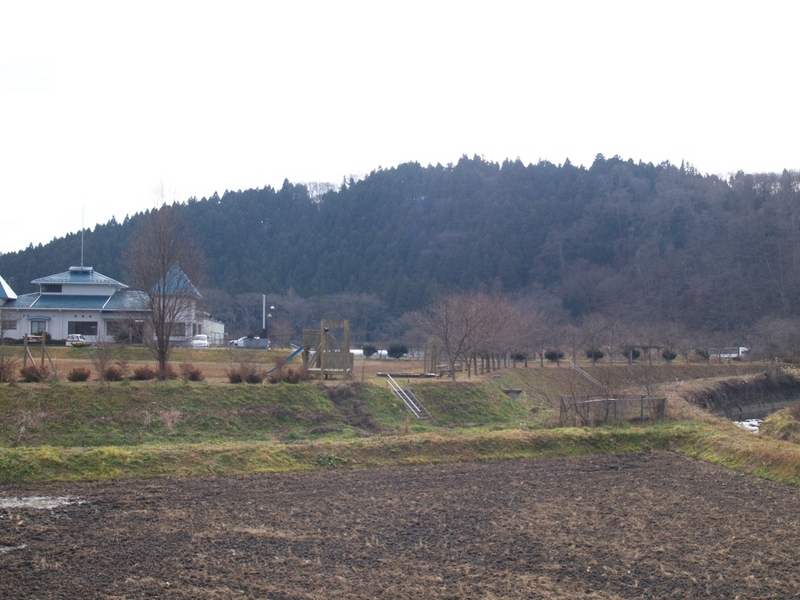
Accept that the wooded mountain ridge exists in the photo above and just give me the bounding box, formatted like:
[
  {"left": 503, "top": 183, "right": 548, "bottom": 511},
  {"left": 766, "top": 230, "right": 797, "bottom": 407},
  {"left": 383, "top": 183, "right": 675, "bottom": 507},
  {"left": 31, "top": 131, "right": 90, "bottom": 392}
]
[{"left": 1, "top": 154, "right": 798, "bottom": 340}]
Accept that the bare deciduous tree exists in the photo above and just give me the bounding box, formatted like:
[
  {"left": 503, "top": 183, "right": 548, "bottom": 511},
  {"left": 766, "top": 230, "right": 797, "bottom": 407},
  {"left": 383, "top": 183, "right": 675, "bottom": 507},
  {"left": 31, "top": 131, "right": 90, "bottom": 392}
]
[
  {"left": 413, "top": 293, "right": 496, "bottom": 381},
  {"left": 581, "top": 314, "right": 609, "bottom": 365},
  {"left": 126, "top": 204, "right": 204, "bottom": 379}
]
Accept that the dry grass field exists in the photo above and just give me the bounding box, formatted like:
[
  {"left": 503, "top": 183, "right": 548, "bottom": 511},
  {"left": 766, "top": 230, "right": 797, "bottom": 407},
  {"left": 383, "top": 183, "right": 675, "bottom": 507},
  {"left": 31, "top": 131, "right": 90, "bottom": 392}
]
[{"left": 2, "top": 452, "right": 799, "bottom": 599}]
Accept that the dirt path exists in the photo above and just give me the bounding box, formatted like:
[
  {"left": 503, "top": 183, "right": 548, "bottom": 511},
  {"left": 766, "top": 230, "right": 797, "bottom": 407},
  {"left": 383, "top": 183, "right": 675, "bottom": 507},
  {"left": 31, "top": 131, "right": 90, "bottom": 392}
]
[{"left": 2, "top": 453, "right": 799, "bottom": 599}]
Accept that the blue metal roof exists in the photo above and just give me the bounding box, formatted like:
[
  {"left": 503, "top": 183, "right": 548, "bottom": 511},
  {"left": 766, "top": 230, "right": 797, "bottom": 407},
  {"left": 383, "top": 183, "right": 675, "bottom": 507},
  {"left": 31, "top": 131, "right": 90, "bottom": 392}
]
[
  {"left": 4, "top": 293, "right": 38, "bottom": 308},
  {"left": 102, "top": 290, "right": 150, "bottom": 311},
  {"left": 151, "top": 265, "right": 201, "bottom": 298},
  {"left": 30, "top": 294, "right": 110, "bottom": 310},
  {"left": 3, "top": 291, "right": 149, "bottom": 312},
  {"left": 32, "top": 266, "right": 128, "bottom": 288},
  {"left": 0, "top": 275, "right": 16, "bottom": 300}
]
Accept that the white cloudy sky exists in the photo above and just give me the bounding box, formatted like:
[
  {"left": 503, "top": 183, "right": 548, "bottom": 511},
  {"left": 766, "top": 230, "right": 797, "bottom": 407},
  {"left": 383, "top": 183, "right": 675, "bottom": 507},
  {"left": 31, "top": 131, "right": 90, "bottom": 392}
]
[{"left": 1, "top": 1, "right": 797, "bottom": 254}]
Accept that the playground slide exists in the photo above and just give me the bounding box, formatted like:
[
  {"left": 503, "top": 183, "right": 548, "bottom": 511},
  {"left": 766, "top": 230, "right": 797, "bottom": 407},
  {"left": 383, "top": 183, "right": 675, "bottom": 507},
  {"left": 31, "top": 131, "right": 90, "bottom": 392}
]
[{"left": 262, "top": 346, "right": 304, "bottom": 376}]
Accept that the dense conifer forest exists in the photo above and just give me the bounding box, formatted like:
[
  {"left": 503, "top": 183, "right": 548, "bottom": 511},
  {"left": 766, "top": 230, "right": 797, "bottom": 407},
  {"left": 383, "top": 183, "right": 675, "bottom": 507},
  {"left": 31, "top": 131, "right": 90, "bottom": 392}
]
[{"left": 2, "top": 154, "right": 799, "bottom": 345}]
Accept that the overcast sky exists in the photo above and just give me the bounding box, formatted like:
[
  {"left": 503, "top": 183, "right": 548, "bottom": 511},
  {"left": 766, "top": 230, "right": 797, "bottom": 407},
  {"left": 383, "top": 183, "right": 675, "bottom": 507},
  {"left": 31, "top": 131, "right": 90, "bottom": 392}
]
[{"left": 1, "top": 1, "right": 798, "bottom": 254}]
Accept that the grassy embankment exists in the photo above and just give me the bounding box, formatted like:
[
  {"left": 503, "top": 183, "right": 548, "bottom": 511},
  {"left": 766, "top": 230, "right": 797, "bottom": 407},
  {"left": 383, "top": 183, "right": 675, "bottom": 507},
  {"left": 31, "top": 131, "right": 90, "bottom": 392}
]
[{"left": 2, "top": 358, "right": 799, "bottom": 486}]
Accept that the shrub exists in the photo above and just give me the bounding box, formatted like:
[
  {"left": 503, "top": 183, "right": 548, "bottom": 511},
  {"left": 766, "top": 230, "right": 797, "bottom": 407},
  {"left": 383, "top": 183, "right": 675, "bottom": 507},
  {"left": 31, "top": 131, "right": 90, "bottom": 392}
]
[
  {"left": 19, "top": 365, "right": 48, "bottom": 383},
  {"left": 92, "top": 343, "right": 116, "bottom": 381},
  {"left": 362, "top": 344, "right": 378, "bottom": 358},
  {"left": 179, "top": 363, "right": 205, "bottom": 382},
  {"left": 586, "top": 348, "right": 604, "bottom": 361},
  {"left": 245, "top": 370, "right": 263, "bottom": 384},
  {"left": 661, "top": 348, "right": 677, "bottom": 363},
  {"left": 133, "top": 365, "right": 158, "bottom": 380},
  {"left": 228, "top": 363, "right": 262, "bottom": 384},
  {"left": 226, "top": 368, "right": 243, "bottom": 384},
  {"left": 103, "top": 365, "right": 125, "bottom": 382},
  {"left": 387, "top": 343, "right": 408, "bottom": 359},
  {"left": 545, "top": 349, "right": 565, "bottom": 362},
  {"left": 0, "top": 349, "right": 17, "bottom": 383},
  {"left": 622, "top": 347, "right": 640, "bottom": 361},
  {"left": 0, "top": 360, "right": 15, "bottom": 383},
  {"left": 267, "top": 365, "right": 307, "bottom": 384},
  {"left": 67, "top": 367, "right": 92, "bottom": 382},
  {"left": 115, "top": 358, "right": 130, "bottom": 378}
]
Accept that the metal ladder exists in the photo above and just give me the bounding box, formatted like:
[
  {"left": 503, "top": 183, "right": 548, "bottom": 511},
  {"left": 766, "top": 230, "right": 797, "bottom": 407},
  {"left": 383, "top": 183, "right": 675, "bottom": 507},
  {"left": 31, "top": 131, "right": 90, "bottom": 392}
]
[{"left": 386, "top": 374, "right": 436, "bottom": 423}]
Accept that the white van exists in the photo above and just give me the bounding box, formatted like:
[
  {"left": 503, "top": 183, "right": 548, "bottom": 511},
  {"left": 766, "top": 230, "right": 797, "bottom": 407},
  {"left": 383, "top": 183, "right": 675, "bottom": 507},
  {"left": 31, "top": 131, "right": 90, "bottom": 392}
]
[
  {"left": 66, "top": 334, "right": 91, "bottom": 347},
  {"left": 191, "top": 334, "right": 209, "bottom": 349}
]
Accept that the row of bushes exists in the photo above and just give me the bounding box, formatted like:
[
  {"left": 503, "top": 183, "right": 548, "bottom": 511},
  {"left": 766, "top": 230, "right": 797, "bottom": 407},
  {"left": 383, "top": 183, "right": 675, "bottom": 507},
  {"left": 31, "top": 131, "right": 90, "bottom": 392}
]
[
  {"left": 14, "top": 363, "right": 206, "bottom": 383},
  {"left": 541, "top": 347, "right": 682, "bottom": 363},
  {"left": 5, "top": 354, "right": 304, "bottom": 386},
  {"left": 226, "top": 359, "right": 309, "bottom": 384}
]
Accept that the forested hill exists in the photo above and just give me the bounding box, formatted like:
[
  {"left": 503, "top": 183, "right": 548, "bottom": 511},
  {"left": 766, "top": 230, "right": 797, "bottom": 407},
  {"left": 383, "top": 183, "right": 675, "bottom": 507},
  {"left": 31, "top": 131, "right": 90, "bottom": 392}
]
[{"left": 2, "top": 154, "right": 799, "bottom": 332}]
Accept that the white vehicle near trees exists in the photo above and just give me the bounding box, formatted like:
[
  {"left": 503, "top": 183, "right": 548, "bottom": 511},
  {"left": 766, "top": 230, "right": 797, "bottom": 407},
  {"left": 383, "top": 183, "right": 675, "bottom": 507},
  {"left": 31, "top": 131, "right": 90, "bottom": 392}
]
[
  {"left": 66, "top": 334, "right": 91, "bottom": 347},
  {"left": 191, "top": 334, "right": 209, "bottom": 349}
]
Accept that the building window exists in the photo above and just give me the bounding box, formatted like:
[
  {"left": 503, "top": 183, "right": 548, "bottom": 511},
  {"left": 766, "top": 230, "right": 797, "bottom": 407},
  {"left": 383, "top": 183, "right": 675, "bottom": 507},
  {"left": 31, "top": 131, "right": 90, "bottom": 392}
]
[
  {"left": 68, "top": 322, "right": 98, "bottom": 336},
  {"left": 30, "top": 320, "right": 47, "bottom": 334},
  {"left": 107, "top": 320, "right": 143, "bottom": 343},
  {"left": 1, "top": 318, "right": 16, "bottom": 331},
  {"left": 41, "top": 284, "right": 62, "bottom": 293},
  {"left": 169, "top": 322, "right": 187, "bottom": 338},
  {"left": 106, "top": 321, "right": 123, "bottom": 337}
]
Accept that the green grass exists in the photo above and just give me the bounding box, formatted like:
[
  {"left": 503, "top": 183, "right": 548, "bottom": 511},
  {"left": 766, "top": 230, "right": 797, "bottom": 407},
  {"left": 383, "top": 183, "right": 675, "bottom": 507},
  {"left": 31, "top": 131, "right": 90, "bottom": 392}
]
[
  {"left": 0, "top": 423, "right": 691, "bottom": 482},
  {"left": 0, "top": 381, "right": 347, "bottom": 447},
  {"left": 0, "top": 379, "right": 543, "bottom": 448},
  {"left": 2, "top": 362, "right": 799, "bottom": 487},
  {"left": 5, "top": 418, "right": 798, "bottom": 487},
  {"left": 758, "top": 407, "right": 800, "bottom": 443}
]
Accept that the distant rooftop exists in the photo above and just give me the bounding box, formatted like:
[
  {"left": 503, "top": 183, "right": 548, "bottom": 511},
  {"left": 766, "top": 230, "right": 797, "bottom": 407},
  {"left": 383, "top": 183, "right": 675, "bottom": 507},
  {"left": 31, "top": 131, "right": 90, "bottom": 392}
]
[
  {"left": 150, "top": 265, "right": 201, "bottom": 298},
  {"left": 32, "top": 266, "right": 128, "bottom": 288},
  {"left": 0, "top": 274, "right": 16, "bottom": 300}
]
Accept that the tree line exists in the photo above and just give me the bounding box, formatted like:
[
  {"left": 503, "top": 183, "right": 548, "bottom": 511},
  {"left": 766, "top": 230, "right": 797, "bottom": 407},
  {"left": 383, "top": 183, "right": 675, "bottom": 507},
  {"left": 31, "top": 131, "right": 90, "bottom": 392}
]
[
  {"left": 411, "top": 292, "right": 787, "bottom": 381},
  {"left": 1, "top": 154, "right": 799, "bottom": 343}
]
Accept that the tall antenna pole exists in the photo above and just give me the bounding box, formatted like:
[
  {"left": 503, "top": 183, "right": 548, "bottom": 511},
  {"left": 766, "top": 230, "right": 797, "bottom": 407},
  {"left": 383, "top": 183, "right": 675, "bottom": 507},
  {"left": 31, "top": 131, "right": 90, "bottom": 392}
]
[{"left": 81, "top": 205, "right": 85, "bottom": 267}]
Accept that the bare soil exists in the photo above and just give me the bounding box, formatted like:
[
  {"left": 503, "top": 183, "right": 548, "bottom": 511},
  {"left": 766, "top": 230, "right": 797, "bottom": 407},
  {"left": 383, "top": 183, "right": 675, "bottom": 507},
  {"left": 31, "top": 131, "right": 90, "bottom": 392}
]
[{"left": 2, "top": 453, "right": 799, "bottom": 599}]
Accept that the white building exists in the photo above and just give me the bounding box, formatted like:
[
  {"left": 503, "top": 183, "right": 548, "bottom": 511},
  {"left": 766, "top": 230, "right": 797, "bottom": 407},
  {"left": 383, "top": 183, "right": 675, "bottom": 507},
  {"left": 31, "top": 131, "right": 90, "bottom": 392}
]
[{"left": 0, "top": 266, "right": 223, "bottom": 344}]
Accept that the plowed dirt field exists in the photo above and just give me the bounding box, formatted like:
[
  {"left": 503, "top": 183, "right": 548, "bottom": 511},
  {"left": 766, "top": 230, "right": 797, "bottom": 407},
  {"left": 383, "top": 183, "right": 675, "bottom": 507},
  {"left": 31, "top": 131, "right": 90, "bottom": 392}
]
[{"left": 2, "top": 452, "right": 799, "bottom": 599}]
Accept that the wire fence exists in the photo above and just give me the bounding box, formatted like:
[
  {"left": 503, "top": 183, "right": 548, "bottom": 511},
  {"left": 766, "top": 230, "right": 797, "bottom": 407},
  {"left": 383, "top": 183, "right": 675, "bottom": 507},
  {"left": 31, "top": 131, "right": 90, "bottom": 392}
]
[{"left": 560, "top": 394, "right": 666, "bottom": 427}]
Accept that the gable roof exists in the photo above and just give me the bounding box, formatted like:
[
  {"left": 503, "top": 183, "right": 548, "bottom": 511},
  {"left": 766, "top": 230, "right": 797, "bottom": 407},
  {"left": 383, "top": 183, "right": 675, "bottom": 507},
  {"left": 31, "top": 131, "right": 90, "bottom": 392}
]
[
  {"left": 32, "top": 266, "right": 128, "bottom": 288},
  {"left": 0, "top": 275, "right": 16, "bottom": 300},
  {"left": 102, "top": 290, "right": 150, "bottom": 311},
  {"left": 4, "top": 290, "right": 151, "bottom": 312},
  {"left": 151, "top": 265, "right": 201, "bottom": 298}
]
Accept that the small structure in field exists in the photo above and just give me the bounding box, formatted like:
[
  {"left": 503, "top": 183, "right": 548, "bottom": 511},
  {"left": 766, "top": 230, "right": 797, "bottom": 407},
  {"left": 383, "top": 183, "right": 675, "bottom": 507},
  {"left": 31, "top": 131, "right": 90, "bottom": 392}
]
[
  {"left": 302, "top": 319, "right": 353, "bottom": 379},
  {"left": 560, "top": 394, "right": 666, "bottom": 427}
]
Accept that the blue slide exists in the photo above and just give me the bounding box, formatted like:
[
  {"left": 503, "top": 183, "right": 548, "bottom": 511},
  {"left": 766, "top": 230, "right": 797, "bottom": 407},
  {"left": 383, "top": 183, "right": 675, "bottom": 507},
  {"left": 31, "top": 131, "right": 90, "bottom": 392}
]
[{"left": 262, "top": 346, "right": 304, "bottom": 376}]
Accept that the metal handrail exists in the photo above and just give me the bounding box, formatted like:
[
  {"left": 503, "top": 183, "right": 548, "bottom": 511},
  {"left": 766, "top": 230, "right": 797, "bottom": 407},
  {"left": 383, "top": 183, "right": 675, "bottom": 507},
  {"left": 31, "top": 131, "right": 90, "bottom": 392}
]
[
  {"left": 569, "top": 361, "right": 607, "bottom": 392},
  {"left": 385, "top": 374, "right": 438, "bottom": 423},
  {"left": 386, "top": 374, "right": 423, "bottom": 417}
]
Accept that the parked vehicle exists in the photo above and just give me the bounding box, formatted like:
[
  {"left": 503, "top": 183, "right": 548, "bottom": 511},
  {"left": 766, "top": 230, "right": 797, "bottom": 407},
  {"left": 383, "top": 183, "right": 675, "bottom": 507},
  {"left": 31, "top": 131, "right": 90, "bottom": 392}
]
[
  {"left": 228, "top": 336, "right": 248, "bottom": 348},
  {"left": 65, "top": 334, "right": 91, "bottom": 347},
  {"left": 191, "top": 334, "right": 209, "bottom": 349},
  {"left": 228, "top": 336, "right": 270, "bottom": 349}
]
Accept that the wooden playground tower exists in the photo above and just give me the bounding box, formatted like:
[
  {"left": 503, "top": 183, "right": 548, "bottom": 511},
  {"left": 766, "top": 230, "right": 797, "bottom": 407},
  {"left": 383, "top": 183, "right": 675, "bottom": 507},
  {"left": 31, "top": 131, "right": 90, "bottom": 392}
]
[{"left": 302, "top": 319, "right": 353, "bottom": 379}]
